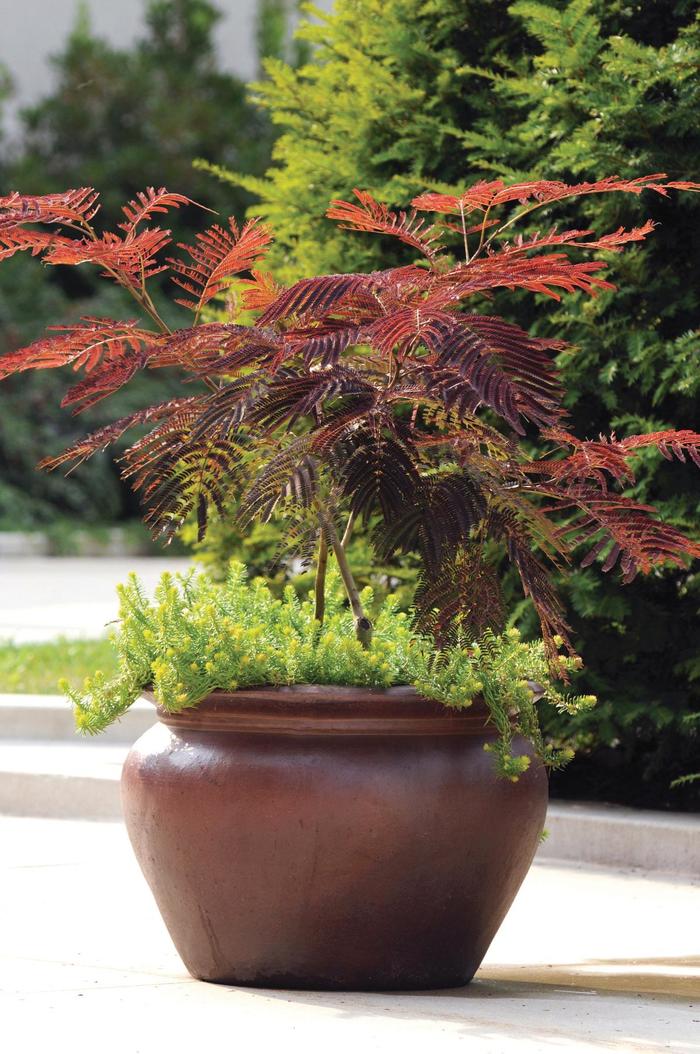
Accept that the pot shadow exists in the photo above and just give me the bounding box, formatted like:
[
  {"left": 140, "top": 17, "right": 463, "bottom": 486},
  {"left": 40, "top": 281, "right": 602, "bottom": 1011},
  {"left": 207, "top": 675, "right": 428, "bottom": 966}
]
[
  {"left": 216, "top": 956, "right": 699, "bottom": 1051},
  {"left": 217, "top": 955, "right": 699, "bottom": 1001},
  {"left": 475, "top": 955, "right": 700, "bottom": 1000}
]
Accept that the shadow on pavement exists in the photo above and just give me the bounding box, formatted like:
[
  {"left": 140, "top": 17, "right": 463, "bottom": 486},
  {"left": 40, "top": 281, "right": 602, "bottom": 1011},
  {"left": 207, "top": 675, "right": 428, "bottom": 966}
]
[{"left": 477, "top": 955, "right": 700, "bottom": 999}]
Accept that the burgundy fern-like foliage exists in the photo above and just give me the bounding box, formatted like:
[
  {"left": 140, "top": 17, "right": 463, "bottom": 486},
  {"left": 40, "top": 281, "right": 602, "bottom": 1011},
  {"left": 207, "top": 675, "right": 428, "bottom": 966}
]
[
  {"left": 170, "top": 218, "right": 272, "bottom": 314},
  {"left": 0, "top": 187, "right": 99, "bottom": 229},
  {"left": 2, "top": 175, "right": 700, "bottom": 667},
  {"left": 410, "top": 174, "right": 700, "bottom": 216},
  {"left": 0, "top": 318, "right": 153, "bottom": 380},
  {"left": 38, "top": 399, "right": 199, "bottom": 472},
  {"left": 45, "top": 228, "right": 173, "bottom": 283},
  {"left": 0, "top": 228, "right": 73, "bottom": 262},
  {"left": 326, "top": 191, "right": 444, "bottom": 259},
  {"left": 118, "top": 187, "right": 199, "bottom": 236}
]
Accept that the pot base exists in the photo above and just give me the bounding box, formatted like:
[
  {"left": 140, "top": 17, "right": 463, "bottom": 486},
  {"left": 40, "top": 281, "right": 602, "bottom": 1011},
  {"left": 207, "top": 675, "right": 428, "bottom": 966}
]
[{"left": 192, "top": 969, "right": 476, "bottom": 992}]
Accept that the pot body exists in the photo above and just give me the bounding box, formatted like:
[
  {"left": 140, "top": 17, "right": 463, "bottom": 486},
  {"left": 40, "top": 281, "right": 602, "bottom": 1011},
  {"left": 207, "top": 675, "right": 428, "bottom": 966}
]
[{"left": 121, "top": 686, "right": 547, "bottom": 990}]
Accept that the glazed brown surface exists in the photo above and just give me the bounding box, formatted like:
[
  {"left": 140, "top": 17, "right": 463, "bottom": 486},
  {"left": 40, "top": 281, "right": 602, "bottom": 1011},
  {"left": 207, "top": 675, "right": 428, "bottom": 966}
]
[{"left": 122, "top": 686, "right": 548, "bottom": 990}]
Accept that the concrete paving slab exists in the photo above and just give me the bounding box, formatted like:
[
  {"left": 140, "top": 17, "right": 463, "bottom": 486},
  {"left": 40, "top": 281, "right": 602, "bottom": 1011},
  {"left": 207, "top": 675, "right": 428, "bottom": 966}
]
[
  {"left": 0, "top": 817, "right": 697, "bottom": 1054},
  {"left": 0, "top": 556, "right": 193, "bottom": 643}
]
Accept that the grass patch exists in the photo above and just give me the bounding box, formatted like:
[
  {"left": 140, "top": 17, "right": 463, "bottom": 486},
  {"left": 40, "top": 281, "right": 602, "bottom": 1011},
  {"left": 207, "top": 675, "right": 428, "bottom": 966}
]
[{"left": 0, "top": 637, "right": 118, "bottom": 694}]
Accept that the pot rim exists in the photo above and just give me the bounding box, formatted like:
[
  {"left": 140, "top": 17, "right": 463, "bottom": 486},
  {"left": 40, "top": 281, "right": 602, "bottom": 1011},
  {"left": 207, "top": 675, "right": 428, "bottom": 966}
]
[{"left": 143, "top": 684, "right": 495, "bottom": 737}]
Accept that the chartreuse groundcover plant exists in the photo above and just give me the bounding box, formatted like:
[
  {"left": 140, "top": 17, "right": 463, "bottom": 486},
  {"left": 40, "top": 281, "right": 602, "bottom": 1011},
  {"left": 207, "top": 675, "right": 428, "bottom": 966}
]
[
  {"left": 1, "top": 175, "right": 699, "bottom": 777},
  {"left": 64, "top": 563, "right": 587, "bottom": 778}
]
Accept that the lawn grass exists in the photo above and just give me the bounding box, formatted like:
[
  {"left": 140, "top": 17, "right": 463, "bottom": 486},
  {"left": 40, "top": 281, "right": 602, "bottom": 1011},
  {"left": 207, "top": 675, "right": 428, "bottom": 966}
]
[{"left": 0, "top": 637, "right": 118, "bottom": 694}]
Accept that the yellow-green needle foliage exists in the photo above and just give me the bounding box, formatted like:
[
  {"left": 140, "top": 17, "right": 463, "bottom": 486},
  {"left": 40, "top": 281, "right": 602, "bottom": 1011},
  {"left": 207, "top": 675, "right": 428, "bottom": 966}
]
[{"left": 64, "top": 563, "right": 594, "bottom": 779}]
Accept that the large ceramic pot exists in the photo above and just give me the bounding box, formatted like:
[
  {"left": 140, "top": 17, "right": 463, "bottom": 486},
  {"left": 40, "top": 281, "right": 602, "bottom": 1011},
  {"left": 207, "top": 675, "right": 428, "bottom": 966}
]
[{"left": 121, "top": 685, "right": 547, "bottom": 991}]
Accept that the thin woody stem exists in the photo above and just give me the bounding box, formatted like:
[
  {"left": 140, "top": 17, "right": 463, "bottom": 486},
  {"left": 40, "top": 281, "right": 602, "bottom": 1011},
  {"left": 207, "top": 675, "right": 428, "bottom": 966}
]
[
  {"left": 341, "top": 509, "right": 356, "bottom": 549},
  {"left": 72, "top": 218, "right": 171, "bottom": 336},
  {"left": 473, "top": 203, "right": 494, "bottom": 260},
  {"left": 314, "top": 529, "right": 329, "bottom": 624},
  {"left": 480, "top": 193, "right": 582, "bottom": 256},
  {"left": 317, "top": 503, "right": 372, "bottom": 648},
  {"left": 459, "top": 202, "right": 470, "bottom": 262},
  {"left": 103, "top": 263, "right": 170, "bottom": 334},
  {"left": 99, "top": 262, "right": 219, "bottom": 393}
]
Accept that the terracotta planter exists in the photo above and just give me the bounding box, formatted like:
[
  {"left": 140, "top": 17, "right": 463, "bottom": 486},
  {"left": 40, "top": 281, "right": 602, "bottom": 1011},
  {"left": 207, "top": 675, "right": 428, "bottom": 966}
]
[{"left": 121, "top": 685, "right": 547, "bottom": 990}]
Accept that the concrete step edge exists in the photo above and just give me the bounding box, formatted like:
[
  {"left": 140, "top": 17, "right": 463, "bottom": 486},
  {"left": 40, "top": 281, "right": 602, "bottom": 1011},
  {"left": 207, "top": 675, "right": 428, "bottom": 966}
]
[
  {"left": 0, "top": 738, "right": 127, "bottom": 820},
  {"left": 0, "top": 735, "right": 697, "bottom": 874},
  {"left": 0, "top": 769, "right": 122, "bottom": 821},
  {"left": 539, "top": 803, "right": 700, "bottom": 875},
  {"left": 0, "top": 694, "right": 155, "bottom": 743}
]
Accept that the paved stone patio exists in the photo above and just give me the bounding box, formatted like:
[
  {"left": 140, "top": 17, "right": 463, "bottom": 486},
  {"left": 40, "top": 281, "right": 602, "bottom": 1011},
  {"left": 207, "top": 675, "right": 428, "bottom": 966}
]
[
  {"left": 2, "top": 816, "right": 697, "bottom": 1053},
  {"left": 1, "top": 557, "right": 698, "bottom": 1050}
]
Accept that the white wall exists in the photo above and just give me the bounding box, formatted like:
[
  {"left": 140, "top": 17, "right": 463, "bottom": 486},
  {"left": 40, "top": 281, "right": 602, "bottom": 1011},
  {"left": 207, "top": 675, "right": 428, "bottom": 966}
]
[{"left": 0, "top": 0, "right": 332, "bottom": 136}]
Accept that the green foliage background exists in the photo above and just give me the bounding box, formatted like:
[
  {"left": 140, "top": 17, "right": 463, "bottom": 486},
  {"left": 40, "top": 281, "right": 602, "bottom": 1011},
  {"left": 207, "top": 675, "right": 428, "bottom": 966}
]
[
  {"left": 203, "top": 0, "right": 700, "bottom": 808},
  {"left": 0, "top": 0, "right": 290, "bottom": 529}
]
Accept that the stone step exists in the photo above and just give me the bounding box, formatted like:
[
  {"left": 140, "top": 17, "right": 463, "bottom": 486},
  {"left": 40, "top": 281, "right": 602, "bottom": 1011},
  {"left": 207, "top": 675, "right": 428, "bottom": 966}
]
[
  {"left": 0, "top": 694, "right": 154, "bottom": 820},
  {"left": 0, "top": 739, "right": 128, "bottom": 820},
  {"left": 0, "top": 694, "right": 156, "bottom": 743},
  {"left": 0, "top": 723, "right": 698, "bottom": 874},
  {"left": 543, "top": 802, "right": 700, "bottom": 876}
]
